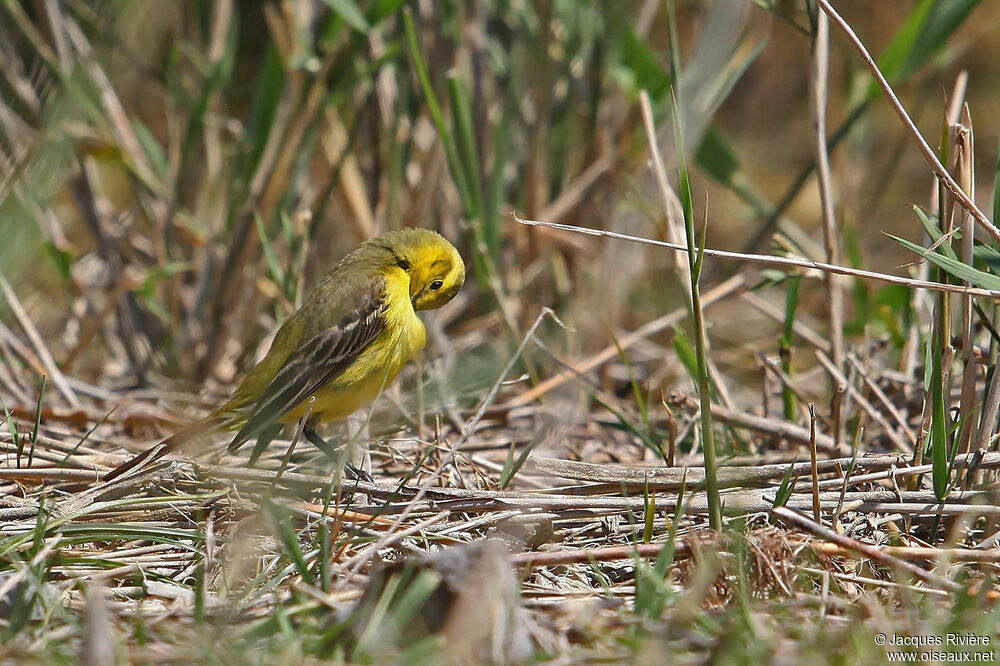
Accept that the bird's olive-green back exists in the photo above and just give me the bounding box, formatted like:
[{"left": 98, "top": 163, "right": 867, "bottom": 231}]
[
  {"left": 215, "top": 227, "right": 460, "bottom": 423},
  {"left": 217, "top": 247, "right": 389, "bottom": 418}
]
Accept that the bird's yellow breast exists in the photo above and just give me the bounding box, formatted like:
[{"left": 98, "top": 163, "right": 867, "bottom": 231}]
[{"left": 282, "top": 267, "right": 425, "bottom": 424}]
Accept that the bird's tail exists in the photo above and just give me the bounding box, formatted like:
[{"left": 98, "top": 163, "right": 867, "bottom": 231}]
[{"left": 102, "top": 415, "right": 228, "bottom": 482}]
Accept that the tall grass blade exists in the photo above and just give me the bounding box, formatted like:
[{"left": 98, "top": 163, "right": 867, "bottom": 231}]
[{"left": 670, "top": 83, "right": 722, "bottom": 529}]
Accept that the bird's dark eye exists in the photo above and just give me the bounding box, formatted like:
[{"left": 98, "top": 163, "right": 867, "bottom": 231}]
[{"left": 430, "top": 279, "right": 444, "bottom": 291}]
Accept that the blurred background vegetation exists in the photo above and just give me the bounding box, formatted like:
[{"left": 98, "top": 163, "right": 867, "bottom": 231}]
[{"left": 0, "top": 0, "right": 997, "bottom": 430}]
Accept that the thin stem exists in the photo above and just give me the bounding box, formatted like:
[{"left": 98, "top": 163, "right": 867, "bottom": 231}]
[
  {"left": 814, "top": 0, "right": 1000, "bottom": 244},
  {"left": 809, "top": 10, "right": 844, "bottom": 445},
  {"left": 513, "top": 214, "right": 1000, "bottom": 299}
]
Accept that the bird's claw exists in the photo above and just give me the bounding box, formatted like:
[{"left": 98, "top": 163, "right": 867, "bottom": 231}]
[{"left": 344, "top": 463, "right": 374, "bottom": 483}]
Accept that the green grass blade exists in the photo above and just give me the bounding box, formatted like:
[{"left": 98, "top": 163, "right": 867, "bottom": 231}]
[
  {"left": 500, "top": 430, "right": 545, "bottom": 489},
  {"left": 642, "top": 481, "right": 654, "bottom": 544},
  {"left": 26, "top": 375, "right": 44, "bottom": 467},
  {"left": 781, "top": 276, "right": 801, "bottom": 422},
  {"left": 669, "top": 31, "right": 721, "bottom": 528},
  {"left": 930, "top": 337, "right": 949, "bottom": 500},
  {"left": 890, "top": 232, "right": 1000, "bottom": 291},
  {"left": 772, "top": 461, "right": 798, "bottom": 509},
  {"left": 321, "top": 0, "right": 371, "bottom": 33},
  {"left": 445, "top": 74, "right": 483, "bottom": 220}
]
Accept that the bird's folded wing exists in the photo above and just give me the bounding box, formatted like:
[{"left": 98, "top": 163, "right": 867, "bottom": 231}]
[{"left": 226, "top": 289, "right": 387, "bottom": 452}]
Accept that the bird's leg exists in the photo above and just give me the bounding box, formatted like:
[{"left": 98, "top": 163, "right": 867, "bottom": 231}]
[
  {"left": 303, "top": 425, "right": 338, "bottom": 459},
  {"left": 303, "top": 423, "right": 373, "bottom": 483},
  {"left": 345, "top": 409, "right": 373, "bottom": 479}
]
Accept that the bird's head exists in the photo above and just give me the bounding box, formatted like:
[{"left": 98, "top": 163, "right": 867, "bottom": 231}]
[{"left": 369, "top": 228, "right": 466, "bottom": 311}]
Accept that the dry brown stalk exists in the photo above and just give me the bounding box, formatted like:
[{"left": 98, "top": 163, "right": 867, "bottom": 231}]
[
  {"left": 772, "top": 506, "right": 962, "bottom": 594},
  {"left": 816, "top": 351, "right": 912, "bottom": 453},
  {"left": 809, "top": 10, "right": 845, "bottom": 445},
  {"left": 854, "top": 502, "right": 1000, "bottom": 518},
  {"left": 420, "top": 489, "right": 994, "bottom": 518},
  {"left": 812, "top": 542, "right": 1000, "bottom": 564},
  {"left": 509, "top": 537, "right": 705, "bottom": 567},
  {"left": 321, "top": 108, "right": 376, "bottom": 239},
  {"left": 706, "top": 403, "right": 848, "bottom": 456},
  {"left": 0, "top": 277, "right": 80, "bottom": 408},
  {"left": 846, "top": 353, "right": 917, "bottom": 445},
  {"left": 813, "top": 0, "right": 1000, "bottom": 244},
  {"left": 293, "top": 501, "right": 399, "bottom": 527},
  {"left": 638, "top": 89, "right": 736, "bottom": 413},
  {"left": 528, "top": 453, "right": 901, "bottom": 489},
  {"left": 808, "top": 403, "right": 821, "bottom": 523},
  {"left": 951, "top": 107, "right": 978, "bottom": 460},
  {"left": 755, "top": 352, "right": 810, "bottom": 424},
  {"left": 514, "top": 215, "right": 1000, "bottom": 299},
  {"left": 0, "top": 468, "right": 100, "bottom": 482}
]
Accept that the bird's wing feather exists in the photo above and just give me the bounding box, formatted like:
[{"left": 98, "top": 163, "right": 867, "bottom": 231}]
[{"left": 226, "top": 286, "right": 387, "bottom": 452}]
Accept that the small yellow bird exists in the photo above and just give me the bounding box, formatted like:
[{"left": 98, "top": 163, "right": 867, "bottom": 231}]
[{"left": 105, "top": 228, "right": 465, "bottom": 480}]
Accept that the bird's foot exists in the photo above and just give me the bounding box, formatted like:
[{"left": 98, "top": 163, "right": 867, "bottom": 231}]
[
  {"left": 343, "top": 463, "right": 374, "bottom": 483},
  {"left": 304, "top": 426, "right": 373, "bottom": 482}
]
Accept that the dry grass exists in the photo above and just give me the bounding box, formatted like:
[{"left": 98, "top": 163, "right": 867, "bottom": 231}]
[{"left": 4, "top": 358, "right": 1000, "bottom": 663}]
